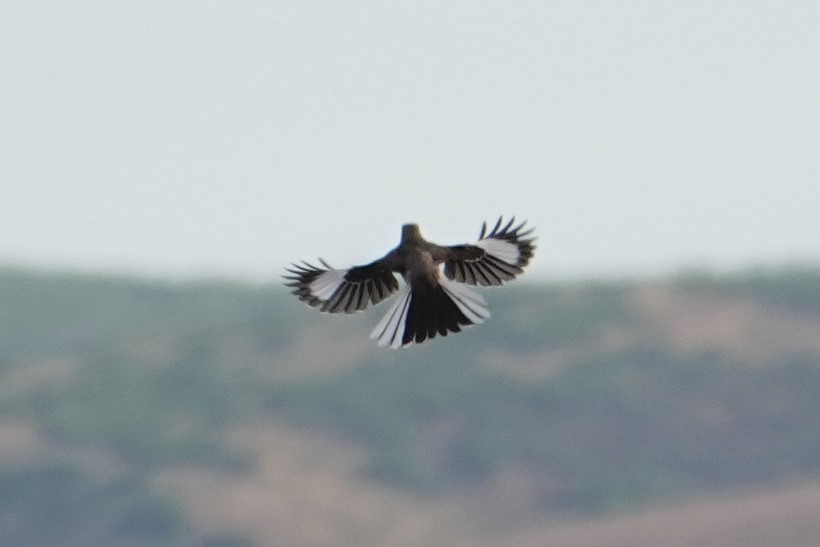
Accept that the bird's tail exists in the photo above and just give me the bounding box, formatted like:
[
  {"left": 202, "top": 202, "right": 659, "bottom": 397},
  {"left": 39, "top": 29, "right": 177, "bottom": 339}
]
[{"left": 370, "top": 277, "right": 489, "bottom": 349}]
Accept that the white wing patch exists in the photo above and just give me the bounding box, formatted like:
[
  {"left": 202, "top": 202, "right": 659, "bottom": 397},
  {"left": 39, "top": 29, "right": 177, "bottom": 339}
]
[
  {"left": 475, "top": 237, "right": 520, "bottom": 265},
  {"left": 308, "top": 268, "right": 347, "bottom": 300},
  {"left": 369, "top": 283, "right": 412, "bottom": 349}
]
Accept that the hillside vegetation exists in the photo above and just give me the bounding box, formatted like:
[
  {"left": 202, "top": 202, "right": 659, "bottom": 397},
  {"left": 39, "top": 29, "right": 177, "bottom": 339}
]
[{"left": 1, "top": 267, "right": 819, "bottom": 546}]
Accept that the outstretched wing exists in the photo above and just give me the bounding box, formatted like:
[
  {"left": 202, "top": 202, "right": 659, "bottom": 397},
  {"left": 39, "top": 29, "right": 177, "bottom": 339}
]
[
  {"left": 284, "top": 258, "right": 400, "bottom": 314},
  {"left": 443, "top": 216, "right": 536, "bottom": 286}
]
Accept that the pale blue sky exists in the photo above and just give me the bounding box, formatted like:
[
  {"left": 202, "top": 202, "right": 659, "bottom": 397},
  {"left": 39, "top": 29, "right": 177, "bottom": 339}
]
[{"left": 2, "top": 1, "right": 819, "bottom": 280}]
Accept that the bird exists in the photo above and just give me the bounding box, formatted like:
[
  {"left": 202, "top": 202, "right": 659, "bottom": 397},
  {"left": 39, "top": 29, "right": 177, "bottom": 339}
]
[{"left": 284, "top": 216, "right": 536, "bottom": 348}]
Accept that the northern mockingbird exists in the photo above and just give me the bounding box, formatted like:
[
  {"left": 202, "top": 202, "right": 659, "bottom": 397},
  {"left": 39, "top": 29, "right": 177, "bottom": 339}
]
[{"left": 284, "top": 217, "right": 536, "bottom": 348}]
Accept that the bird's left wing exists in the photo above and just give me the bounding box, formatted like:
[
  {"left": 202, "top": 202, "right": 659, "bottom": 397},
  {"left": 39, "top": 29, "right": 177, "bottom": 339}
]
[
  {"left": 442, "top": 217, "right": 536, "bottom": 286},
  {"left": 284, "top": 258, "right": 400, "bottom": 314}
]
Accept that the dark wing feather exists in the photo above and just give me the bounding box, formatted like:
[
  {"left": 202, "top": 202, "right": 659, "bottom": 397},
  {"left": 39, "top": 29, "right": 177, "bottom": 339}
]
[
  {"left": 443, "top": 216, "right": 536, "bottom": 286},
  {"left": 284, "top": 258, "right": 399, "bottom": 313}
]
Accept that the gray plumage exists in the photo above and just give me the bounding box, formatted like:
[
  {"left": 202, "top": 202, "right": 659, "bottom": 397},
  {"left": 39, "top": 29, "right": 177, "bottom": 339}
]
[{"left": 284, "top": 217, "right": 536, "bottom": 348}]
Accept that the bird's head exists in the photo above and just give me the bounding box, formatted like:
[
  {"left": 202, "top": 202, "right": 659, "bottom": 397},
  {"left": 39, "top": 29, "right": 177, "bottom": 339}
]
[{"left": 401, "top": 223, "right": 423, "bottom": 243}]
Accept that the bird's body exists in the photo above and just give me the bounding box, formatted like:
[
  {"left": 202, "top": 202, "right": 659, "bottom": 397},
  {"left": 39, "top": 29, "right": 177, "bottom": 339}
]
[{"left": 285, "top": 217, "right": 535, "bottom": 348}]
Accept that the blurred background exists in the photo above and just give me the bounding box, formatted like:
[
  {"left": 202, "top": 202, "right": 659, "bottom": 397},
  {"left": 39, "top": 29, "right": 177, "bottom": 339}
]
[{"left": 2, "top": 2, "right": 820, "bottom": 546}]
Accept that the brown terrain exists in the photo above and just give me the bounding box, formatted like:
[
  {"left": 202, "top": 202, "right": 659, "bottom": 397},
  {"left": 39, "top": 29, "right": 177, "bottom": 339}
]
[{"left": 148, "top": 282, "right": 820, "bottom": 546}]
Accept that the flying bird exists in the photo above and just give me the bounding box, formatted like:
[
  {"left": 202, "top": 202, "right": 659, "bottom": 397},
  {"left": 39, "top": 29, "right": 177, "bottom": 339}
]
[{"left": 284, "top": 217, "right": 536, "bottom": 348}]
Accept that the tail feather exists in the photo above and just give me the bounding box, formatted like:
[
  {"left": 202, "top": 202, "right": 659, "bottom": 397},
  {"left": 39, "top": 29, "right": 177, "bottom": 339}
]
[
  {"left": 370, "top": 277, "right": 489, "bottom": 349},
  {"left": 440, "top": 277, "right": 490, "bottom": 324},
  {"left": 369, "top": 284, "right": 412, "bottom": 349}
]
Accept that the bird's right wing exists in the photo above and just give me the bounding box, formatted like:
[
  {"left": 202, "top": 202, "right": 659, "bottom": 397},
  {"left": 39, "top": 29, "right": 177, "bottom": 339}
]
[
  {"left": 442, "top": 217, "right": 536, "bottom": 286},
  {"left": 284, "top": 258, "right": 400, "bottom": 314}
]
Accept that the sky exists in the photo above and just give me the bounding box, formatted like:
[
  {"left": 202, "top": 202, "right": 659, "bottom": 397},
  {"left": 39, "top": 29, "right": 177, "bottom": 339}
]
[{"left": 2, "top": 1, "right": 819, "bottom": 281}]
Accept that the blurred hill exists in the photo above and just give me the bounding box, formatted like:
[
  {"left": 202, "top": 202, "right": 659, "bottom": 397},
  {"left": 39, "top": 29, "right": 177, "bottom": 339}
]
[{"left": 1, "top": 267, "right": 819, "bottom": 546}]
